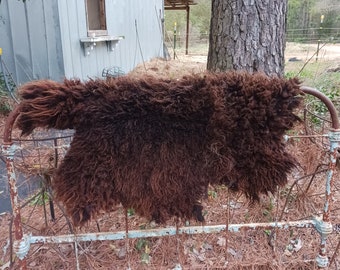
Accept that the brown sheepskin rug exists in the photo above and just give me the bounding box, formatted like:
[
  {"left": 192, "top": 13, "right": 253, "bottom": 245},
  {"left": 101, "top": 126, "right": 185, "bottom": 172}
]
[{"left": 15, "top": 72, "right": 302, "bottom": 226}]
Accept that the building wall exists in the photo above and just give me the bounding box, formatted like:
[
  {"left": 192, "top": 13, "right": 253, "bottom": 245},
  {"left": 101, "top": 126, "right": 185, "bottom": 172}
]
[
  {"left": 0, "top": 0, "right": 64, "bottom": 84},
  {"left": 58, "top": 0, "right": 164, "bottom": 80},
  {"left": 0, "top": 0, "right": 164, "bottom": 84}
]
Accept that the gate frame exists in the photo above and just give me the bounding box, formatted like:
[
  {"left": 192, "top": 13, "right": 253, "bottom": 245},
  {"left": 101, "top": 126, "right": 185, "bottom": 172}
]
[{"left": 2, "top": 86, "right": 339, "bottom": 269}]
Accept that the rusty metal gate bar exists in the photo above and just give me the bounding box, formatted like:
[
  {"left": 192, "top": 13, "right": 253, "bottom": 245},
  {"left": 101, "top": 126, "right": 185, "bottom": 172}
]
[
  {"left": 2, "top": 86, "right": 339, "bottom": 269},
  {"left": 27, "top": 220, "right": 317, "bottom": 243},
  {"left": 301, "top": 86, "right": 340, "bottom": 268}
]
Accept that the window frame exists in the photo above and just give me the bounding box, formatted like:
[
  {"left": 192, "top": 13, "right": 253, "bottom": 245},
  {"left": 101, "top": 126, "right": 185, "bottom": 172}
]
[{"left": 85, "top": 0, "right": 108, "bottom": 37}]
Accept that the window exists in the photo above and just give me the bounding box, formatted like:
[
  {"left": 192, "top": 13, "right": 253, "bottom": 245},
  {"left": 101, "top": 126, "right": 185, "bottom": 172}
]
[{"left": 85, "top": 0, "right": 107, "bottom": 36}]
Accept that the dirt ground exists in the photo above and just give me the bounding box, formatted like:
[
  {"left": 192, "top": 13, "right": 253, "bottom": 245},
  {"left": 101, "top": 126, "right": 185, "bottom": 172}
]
[
  {"left": 285, "top": 42, "right": 340, "bottom": 62},
  {"left": 0, "top": 43, "right": 340, "bottom": 269}
]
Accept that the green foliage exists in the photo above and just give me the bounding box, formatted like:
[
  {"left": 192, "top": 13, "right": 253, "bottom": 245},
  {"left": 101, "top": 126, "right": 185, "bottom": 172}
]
[
  {"left": 284, "top": 71, "right": 297, "bottom": 79},
  {"left": 189, "top": 0, "right": 211, "bottom": 35},
  {"left": 164, "top": 0, "right": 340, "bottom": 40},
  {"left": 208, "top": 189, "right": 217, "bottom": 199},
  {"left": 164, "top": 0, "right": 211, "bottom": 38},
  {"left": 29, "top": 191, "right": 49, "bottom": 206},
  {"left": 287, "top": 0, "right": 315, "bottom": 30},
  {"left": 313, "top": 73, "right": 340, "bottom": 98},
  {"left": 135, "top": 238, "right": 148, "bottom": 251},
  {"left": 135, "top": 239, "right": 151, "bottom": 264},
  {"left": 0, "top": 101, "right": 11, "bottom": 115},
  {"left": 263, "top": 229, "right": 272, "bottom": 236},
  {"left": 165, "top": 0, "right": 340, "bottom": 46},
  {"left": 290, "top": 0, "right": 335, "bottom": 29},
  {"left": 306, "top": 74, "right": 340, "bottom": 123},
  {"left": 262, "top": 199, "right": 274, "bottom": 221},
  {"left": 244, "top": 212, "right": 250, "bottom": 222},
  {"left": 0, "top": 72, "right": 14, "bottom": 115},
  {"left": 285, "top": 59, "right": 340, "bottom": 128},
  {"left": 127, "top": 208, "right": 135, "bottom": 217}
]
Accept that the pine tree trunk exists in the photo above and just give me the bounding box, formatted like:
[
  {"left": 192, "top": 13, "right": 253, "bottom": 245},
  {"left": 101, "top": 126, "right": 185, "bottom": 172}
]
[{"left": 207, "top": 0, "right": 287, "bottom": 77}]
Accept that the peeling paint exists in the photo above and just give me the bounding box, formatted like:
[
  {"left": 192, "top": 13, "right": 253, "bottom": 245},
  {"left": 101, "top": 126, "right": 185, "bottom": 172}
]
[{"left": 28, "top": 220, "right": 316, "bottom": 245}]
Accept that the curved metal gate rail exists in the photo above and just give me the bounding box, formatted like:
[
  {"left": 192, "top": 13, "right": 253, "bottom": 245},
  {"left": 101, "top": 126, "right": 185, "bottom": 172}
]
[{"left": 2, "top": 86, "right": 339, "bottom": 269}]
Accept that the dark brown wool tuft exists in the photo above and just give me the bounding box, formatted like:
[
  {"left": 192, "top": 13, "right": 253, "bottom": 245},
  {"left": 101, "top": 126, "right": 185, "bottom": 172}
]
[{"left": 16, "top": 72, "right": 302, "bottom": 226}]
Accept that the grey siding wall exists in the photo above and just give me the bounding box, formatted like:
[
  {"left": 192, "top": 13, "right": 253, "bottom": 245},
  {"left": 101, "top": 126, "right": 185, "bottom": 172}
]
[
  {"left": 0, "top": 0, "right": 164, "bottom": 84},
  {"left": 58, "top": 0, "right": 164, "bottom": 80},
  {"left": 0, "top": 0, "right": 64, "bottom": 84}
]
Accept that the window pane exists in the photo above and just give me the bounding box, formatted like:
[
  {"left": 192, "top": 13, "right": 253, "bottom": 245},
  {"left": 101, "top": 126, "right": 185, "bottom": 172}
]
[{"left": 86, "top": 0, "right": 107, "bottom": 31}]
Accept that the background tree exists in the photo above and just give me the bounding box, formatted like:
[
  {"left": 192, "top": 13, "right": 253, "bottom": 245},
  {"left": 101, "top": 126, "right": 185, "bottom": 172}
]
[
  {"left": 286, "top": 0, "right": 340, "bottom": 42},
  {"left": 287, "top": 0, "right": 314, "bottom": 32},
  {"left": 311, "top": 0, "right": 340, "bottom": 38},
  {"left": 207, "top": 0, "right": 288, "bottom": 76}
]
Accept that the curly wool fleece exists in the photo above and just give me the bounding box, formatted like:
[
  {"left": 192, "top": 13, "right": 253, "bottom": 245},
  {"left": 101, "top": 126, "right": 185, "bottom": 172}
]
[{"left": 16, "top": 72, "right": 302, "bottom": 226}]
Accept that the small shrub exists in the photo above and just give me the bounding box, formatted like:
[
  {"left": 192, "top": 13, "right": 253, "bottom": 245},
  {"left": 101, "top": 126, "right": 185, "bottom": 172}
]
[
  {"left": 29, "top": 191, "right": 49, "bottom": 206},
  {"left": 0, "top": 72, "right": 16, "bottom": 115}
]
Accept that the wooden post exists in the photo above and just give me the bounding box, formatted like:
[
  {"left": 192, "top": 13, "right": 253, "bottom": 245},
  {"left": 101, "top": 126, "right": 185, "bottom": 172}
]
[
  {"left": 185, "top": 5, "right": 190, "bottom": 55},
  {"left": 173, "top": 22, "right": 177, "bottom": 59}
]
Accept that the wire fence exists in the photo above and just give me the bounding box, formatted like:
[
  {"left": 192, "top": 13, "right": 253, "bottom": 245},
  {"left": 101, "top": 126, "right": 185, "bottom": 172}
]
[
  {"left": 286, "top": 28, "right": 340, "bottom": 43},
  {"left": 163, "top": 28, "right": 340, "bottom": 58},
  {"left": 1, "top": 33, "right": 340, "bottom": 268}
]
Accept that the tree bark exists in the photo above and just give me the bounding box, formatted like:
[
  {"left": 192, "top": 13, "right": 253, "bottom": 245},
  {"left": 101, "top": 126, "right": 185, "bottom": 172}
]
[{"left": 207, "top": 0, "right": 287, "bottom": 77}]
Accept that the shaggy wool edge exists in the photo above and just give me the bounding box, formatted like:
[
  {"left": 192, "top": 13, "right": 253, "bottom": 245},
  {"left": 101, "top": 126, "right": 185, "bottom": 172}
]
[{"left": 15, "top": 72, "right": 302, "bottom": 226}]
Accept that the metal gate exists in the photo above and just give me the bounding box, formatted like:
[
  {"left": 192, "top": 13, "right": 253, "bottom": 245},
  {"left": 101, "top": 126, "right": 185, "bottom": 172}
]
[{"left": 1, "top": 86, "right": 340, "bottom": 269}]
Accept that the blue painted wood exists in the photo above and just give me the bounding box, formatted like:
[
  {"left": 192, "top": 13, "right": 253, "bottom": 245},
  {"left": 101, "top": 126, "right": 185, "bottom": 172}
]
[
  {"left": 59, "top": 0, "right": 164, "bottom": 79},
  {"left": 0, "top": 0, "right": 64, "bottom": 84},
  {"left": 0, "top": 0, "right": 18, "bottom": 82},
  {"left": 26, "top": 0, "right": 47, "bottom": 79},
  {"left": 7, "top": 1, "right": 31, "bottom": 83},
  {"left": 42, "top": 0, "right": 64, "bottom": 81},
  {"left": 0, "top": 0, "right": 164, "bottom": 84},
  {"left": 29, "top": 220, "right": 316, "bottom": 244}
]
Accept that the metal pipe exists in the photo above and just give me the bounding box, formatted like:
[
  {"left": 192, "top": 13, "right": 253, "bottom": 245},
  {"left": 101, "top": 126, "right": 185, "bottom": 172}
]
[
  {"left": 29, "top": 220, "right": 315, "bottom": 244},
  {"left": 185, "top": 5, "right": 190, "bottom": 55},
  {"left": 2, "top": 143, "right": 27, "bottom": 269},
  {"left": 3, "top": 105, "right": 21, "bottom": 144},
  {"left": 301, "top": 86, "right": 340, "bottom": 268},
  {"left": 2, "top": 105, "right": 27, "bottom": 269},
  {"left": 173, "top": 22, "right": 177, "bottom": 59},
  {"left": 301, "top": 86, "right": 340, "bottom": 129},
  {"left": 315, "top": 130, "right": 340, "bottom": 268}
]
